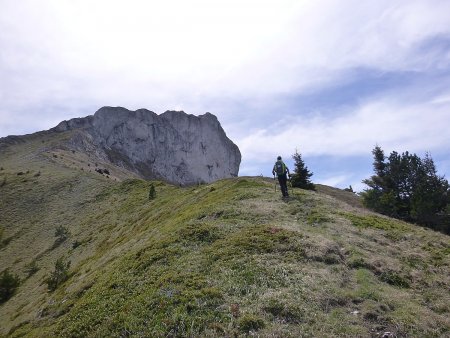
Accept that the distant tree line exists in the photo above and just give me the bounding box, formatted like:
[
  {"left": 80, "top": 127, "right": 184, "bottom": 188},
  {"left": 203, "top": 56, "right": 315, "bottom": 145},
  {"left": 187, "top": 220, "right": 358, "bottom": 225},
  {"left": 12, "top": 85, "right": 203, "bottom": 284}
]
[{"left": 361, "top": 146, "right": 450, "bottom": 233}]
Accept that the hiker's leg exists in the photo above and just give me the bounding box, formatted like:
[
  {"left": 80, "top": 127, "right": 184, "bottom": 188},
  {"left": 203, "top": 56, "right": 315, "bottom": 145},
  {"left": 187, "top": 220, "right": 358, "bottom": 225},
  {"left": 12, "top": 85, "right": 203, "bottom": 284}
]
[
  {"left": 277, "top": 176, "right": 285, "bottom": 196},
  {"left": 280, "top": 175, "right": 288, "bottom": 196}
]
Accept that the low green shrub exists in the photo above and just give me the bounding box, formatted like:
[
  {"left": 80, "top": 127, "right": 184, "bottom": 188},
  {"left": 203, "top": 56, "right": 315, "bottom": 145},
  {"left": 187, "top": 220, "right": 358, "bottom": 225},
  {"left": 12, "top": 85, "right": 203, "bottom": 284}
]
[
  {"left": 342, "top": 213, "right": 406, "bottom": 231},
  {"left": 263, "top": 298, "right": 304, "bottom": 323},
  {"left": 307, "top": 209, "right": 330, "bottom": 225},
  {"left": 178, "top": 223, "right": 220, "bottom": 244},
  {"left": 24, "top": 260, "right": 39, "bottom": 278},
  {"left": 72, "top": 240, "right": 82, "bottom": 249},
  {"left": 348, "top": 257, "right": 371, "bottom": 269},
  {"left": 238, "top": 314, "right": 265, "bottom": 333},
  {"left": 379, "top": 270, "right": 410, "bottom": 288}
]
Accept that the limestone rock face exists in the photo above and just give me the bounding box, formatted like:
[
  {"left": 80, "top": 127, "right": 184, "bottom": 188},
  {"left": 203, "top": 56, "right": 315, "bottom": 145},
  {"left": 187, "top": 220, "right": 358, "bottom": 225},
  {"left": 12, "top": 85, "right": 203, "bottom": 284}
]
[{"left": 53, "top": 106, "right": 241, "bottom": 185}]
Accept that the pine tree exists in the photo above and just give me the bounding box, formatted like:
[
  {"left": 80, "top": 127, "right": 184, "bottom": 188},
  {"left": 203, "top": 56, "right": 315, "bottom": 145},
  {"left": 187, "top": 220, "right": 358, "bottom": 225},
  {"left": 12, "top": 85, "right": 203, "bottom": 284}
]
[
  {"left": 290, "top": 150, "right": 315, "bottom": 190},
  {"left": 411, "top": 152, "right": 449, "bottom": 227},
  {"left": 149, "top": 184, "right": 156, "bottom": 200},
  {"left": 361, "top": 146, "right": 393, "bottom": 214},
  {"left": 362, "top": 146, "right": 450, "bottom": 233}
]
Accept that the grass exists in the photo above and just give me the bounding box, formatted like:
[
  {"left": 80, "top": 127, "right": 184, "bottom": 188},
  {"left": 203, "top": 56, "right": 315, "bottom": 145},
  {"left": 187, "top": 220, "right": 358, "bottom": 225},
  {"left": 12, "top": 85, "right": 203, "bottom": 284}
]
[{"left": 0, "top": 131, "right": 449, "bottom": 337}]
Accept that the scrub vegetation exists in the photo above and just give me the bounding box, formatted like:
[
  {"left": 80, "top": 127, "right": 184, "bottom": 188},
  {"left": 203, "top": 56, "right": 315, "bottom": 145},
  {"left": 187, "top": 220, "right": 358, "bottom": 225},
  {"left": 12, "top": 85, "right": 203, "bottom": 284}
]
[{"left": 0, "top": 132, "right": 449, "bottom": 337}]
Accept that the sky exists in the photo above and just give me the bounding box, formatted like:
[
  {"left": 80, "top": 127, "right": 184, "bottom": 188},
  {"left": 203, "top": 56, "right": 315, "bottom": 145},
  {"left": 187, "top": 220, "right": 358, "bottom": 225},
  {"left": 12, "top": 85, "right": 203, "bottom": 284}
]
[{"left": 1, "top": 0, "right": 450, "bottom": 191}]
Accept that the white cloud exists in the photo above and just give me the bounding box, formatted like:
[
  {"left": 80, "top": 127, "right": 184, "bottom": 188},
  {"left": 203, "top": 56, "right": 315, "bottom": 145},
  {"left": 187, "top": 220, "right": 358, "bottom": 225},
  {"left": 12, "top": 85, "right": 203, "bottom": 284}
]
[
  {"left": 0, "top": 0, "right": 303, "bottom": 135},
  {"left": 315, "top": 174, "right": 351, "bottom": 188},
  {"left": 0, "top": 0, "right": 300, "bottom": 88},
  {"left": 431, "top": 94, "right": 450, "bottom": 105},
  {"left": 237, "top": 91, "right": 450, "bottom": 161},
  {"left": 2, "top": 0, "right": 450, "bottom": 113},
  {"left": 216, "top": 0, "right": 450, "bottom": 95}
]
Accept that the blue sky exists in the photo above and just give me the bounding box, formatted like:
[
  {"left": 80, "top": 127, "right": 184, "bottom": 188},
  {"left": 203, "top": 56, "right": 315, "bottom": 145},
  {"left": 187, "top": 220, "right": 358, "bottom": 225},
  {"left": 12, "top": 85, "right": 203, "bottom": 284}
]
[{"left": 1, "top": 0, "right": 450, "bottom": 191}]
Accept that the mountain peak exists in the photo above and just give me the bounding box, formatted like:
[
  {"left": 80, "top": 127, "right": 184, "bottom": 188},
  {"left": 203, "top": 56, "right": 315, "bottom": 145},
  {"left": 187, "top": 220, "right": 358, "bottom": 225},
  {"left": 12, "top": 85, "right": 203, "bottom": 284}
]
[{"left": 46, "top": 107, "right": 241, "bottom": 185}]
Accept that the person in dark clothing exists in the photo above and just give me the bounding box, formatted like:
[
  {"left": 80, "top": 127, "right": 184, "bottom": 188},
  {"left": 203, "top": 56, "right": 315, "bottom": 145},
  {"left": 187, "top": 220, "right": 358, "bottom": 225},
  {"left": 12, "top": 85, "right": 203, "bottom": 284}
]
[{"left": 272, "top": 156, "right": 291, "bottom": 197}]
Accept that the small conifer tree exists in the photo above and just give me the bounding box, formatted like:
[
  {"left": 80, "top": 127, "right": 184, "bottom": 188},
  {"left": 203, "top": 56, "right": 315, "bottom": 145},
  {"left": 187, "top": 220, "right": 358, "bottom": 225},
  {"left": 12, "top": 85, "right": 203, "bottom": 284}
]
[
  {"left": 291, "top": 150, "right": 315, "bottom": 190},
  {"left": 0, "top": 269, "right": 21, "bottom": 303},
  {"left": 55, "top": 225, "right": 69, "bottom": 242},
  {"left": 46, "top": 257, "right": 71, "bottom": 292},
  {"left": 149, "top": 184, "right": 156, "bottom": 200},
  {"left": 53, "top": 225, "right": 70, "bottom": 249},
  {"left": 25, "top": 260, "right": 39, "bottom": 277}
]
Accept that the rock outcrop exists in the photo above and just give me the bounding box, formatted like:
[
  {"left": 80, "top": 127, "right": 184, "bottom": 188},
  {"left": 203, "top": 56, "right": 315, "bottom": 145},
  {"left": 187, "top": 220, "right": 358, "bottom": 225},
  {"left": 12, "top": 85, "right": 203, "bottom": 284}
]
[{"left": 52, "top": 106, "right": 241, "bottom": 185}]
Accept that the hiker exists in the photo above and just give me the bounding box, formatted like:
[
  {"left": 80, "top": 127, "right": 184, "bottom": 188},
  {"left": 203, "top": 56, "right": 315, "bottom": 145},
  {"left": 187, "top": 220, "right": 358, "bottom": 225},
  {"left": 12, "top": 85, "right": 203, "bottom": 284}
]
[{"left": 272, "top": 156, "right": 291, "bottom": 197}]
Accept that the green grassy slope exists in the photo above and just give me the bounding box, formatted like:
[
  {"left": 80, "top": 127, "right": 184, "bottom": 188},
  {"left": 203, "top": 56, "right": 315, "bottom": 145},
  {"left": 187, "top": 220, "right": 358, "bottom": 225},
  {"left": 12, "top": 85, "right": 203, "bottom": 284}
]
[{"left": 0, "top": 133, "right": 449, "bottom": 337}]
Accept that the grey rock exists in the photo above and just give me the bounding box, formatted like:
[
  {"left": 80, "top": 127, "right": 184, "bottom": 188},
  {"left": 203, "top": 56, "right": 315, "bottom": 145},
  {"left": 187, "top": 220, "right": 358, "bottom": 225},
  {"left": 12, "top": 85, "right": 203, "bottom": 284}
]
[{"left": 52, "top": 106, "right": 241, "bottom": 185}]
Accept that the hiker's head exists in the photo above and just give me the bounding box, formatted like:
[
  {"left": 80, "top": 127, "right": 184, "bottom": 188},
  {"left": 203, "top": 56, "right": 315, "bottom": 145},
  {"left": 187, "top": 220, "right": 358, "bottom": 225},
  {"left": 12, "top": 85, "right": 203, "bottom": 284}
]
[{"left": 277, "top": 156, "right": 282, "bottom": 160}]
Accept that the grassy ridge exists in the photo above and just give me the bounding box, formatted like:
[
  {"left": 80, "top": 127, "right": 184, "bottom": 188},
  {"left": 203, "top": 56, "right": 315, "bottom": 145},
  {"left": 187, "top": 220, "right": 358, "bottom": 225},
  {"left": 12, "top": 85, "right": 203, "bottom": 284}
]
[{"left": 1, "top": 135, "right": 449, "bottom": 337}]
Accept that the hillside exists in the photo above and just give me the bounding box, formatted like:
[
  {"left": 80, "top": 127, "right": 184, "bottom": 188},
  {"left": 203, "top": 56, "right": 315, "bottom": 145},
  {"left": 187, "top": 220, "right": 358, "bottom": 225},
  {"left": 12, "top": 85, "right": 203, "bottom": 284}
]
[{"left": 1, "top": 132, "right": 450, "bottom": 337}]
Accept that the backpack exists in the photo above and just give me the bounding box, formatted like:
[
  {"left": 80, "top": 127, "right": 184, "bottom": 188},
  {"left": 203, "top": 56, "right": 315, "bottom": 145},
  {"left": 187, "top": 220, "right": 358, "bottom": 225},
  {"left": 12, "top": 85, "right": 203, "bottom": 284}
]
[{"left": 275, "top": 161, "right": 285, "bottom": 175}]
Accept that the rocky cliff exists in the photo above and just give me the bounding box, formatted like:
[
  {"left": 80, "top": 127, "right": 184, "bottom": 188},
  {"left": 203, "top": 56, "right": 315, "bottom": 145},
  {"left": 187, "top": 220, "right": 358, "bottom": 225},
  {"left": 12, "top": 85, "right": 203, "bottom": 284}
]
[{"left": 50, "top": 106, "right": 241, "bottom": 185}]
